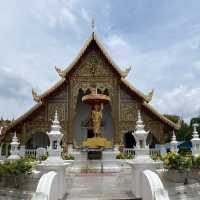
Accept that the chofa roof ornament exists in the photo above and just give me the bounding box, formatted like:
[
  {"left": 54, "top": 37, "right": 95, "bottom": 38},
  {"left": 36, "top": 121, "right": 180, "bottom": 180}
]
[
  {"left": 176, "top": 119, "right": 182, "bottom": 129},
  {"left": 55, "top": 66, "right": 66, "bottom": 78},
  {"left": 32, "top": 89, "right": 42, "bottom": 103},
  {"left": 145, "top": 89, "right": 154, "bottom": 103},
  {"left": 122, "top": 65, "right": 132, "bottom": 78}
]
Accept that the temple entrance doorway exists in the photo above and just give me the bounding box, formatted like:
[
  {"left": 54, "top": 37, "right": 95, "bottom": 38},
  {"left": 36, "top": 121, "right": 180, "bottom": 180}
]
[
  {"left": 26, "top": 132, "right": 49, "bottom": 149},
  {"left": 147, "top": 133, "right": 159, "bottom": 148},
  {"left": 124, "top": 132, "right": 136, "bottom": 148}
]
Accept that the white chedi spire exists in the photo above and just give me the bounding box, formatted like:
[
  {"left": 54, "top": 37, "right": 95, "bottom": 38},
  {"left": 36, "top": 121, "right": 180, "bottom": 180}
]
[
  {"left": 192, "top": 123, "right": 199, "bottom": 139},
  {"left": 171, "top": 131, "right": 177, "bottom": 142},
  {"left": 7, "top": 132, "right": 20, "bottom": 160},
  {"left": 45, "top": 111, "right": 64, "bottom": 164},
  {"left": 50, "top": 110, "right": 61, "bottom": 134},
  {"left": 191, "top": 123, "right": 200, "bottom": 157},
  {"left": 133, "top": 110, "right": 149, "bottom": 149},
  {"left": 170, "top": 130, "right": 178, "bottom": 152}
]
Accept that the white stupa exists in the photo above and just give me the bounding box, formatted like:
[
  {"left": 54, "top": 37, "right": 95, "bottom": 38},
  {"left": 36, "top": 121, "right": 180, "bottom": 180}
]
[
  {"left": 191, "top": 123, "right": 200, "bottom": 157},
  {"left": 128, "top": 110, "right": 163, "bottom": 198},
  {"left": 170, "top": 130, "right": 178, "bottom": 153},
  {"left": 7, "top": 132, "right": 20, "bottom": 160},
  {"left": 133, "top": 110, "right": 151, "bottom": 161},
  {"left": 45, "top": 111, "right": 64, "bottom": 165}
]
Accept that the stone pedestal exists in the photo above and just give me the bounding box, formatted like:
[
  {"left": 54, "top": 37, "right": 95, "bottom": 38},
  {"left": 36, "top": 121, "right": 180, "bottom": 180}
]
[
  {"left": 72, "top": 149, "right": 87, "bottom": 161},
  {"left": 71, "top": 147, "right": 120, "bottom": 173}
]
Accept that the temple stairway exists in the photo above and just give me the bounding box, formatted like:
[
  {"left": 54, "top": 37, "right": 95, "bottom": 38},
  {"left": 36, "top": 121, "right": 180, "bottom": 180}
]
[{"left": 64, "top": 164, "right": 138, "bottom": 200}]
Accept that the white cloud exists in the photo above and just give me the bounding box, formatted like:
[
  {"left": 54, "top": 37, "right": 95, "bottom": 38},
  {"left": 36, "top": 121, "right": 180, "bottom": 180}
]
[
  {"left": 107, "top": 34, "right": 127, "bottom": 47},
  {"left": 81, "top": 8, "right": 90, "bottom": 22},
  {"left": 152, "top": 86, "right": 200, "bottom": 121},
  {"left": 60, "top": 7, "right": 77, "bottom": 26}
]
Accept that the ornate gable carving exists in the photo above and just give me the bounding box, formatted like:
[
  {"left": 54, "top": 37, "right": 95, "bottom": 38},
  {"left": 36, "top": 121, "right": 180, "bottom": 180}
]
[
  {"left": 31, "top": 107, "right": 46, "bottom": 122},
  {"left": 120, "top": 102, "right": 137, "bottom": 121},
  {"left": 73, "top": 50, "right": 114, "bottom": 77},
  {"left": 120, "top": 87, "right": 134, "bottom": 101},
  {"left": 48, "top": 103, "right": 66, "bottom": 121}
]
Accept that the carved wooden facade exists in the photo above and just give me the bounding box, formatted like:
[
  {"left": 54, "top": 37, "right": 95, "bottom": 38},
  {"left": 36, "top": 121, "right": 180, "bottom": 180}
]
[{"left": 2, "top": 33, "right": 178, "bottom": 147}]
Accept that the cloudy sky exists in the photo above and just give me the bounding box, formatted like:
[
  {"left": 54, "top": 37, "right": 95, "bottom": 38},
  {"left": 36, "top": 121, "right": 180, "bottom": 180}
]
[{"left": 0, "top": 0, "right": 200, "bottom": 122}]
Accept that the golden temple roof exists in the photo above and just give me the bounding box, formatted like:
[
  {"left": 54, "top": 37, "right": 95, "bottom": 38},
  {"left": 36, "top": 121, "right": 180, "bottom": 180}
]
[
  {"left": 3, "top": 32, "right": 179, "bottom": 136},
  {"left": 4, "top": 103, "right": 43, "bottom": 133},
  {"left": 62, "top": 32, "right": 125, "bottom": 77}
]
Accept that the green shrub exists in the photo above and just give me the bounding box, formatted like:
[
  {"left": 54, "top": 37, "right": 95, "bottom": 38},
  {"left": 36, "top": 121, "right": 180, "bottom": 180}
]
[
  {"left": 179, "top": 155, "right": 192, "bottom": 170},
  {"left": 24, "top": 155, "right": 37, "bottom": 162},
  {"left": 151, "top": 154, "right": 162, "bottom": 161},
  {"left": 178, "top": 147, "right": 192, "bottom": 156},
  {"left": 116, "top": 153, "right": 133, "bottom": 159},
  {"left": 163, "top": 152, "right": 192, "bottom": 170},
  {"left": 62, "top": 154, "right": 75, "bottom": 160},
  {"left": 116, "top": 153, "right": 125, "bottom": 159},
  {"left": 192, "top": 154, "right": 200, "bottom": 169},
  {"left": 0, "top": 159, "right": 33, "bottom": 177}
]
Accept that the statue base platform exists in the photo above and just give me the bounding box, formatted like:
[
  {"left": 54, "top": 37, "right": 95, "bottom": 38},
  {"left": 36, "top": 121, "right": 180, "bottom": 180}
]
[
  {"left": 82, "top": 137, "right": 112, "bottom": 148},
  {"left": 70, "top": 147, "right": 121, "bottom": 173}
]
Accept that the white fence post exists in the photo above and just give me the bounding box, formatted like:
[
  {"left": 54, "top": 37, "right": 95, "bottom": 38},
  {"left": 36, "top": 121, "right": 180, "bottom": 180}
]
[{"left": 19, "top": 145, "right": 26, "bottom": 157}]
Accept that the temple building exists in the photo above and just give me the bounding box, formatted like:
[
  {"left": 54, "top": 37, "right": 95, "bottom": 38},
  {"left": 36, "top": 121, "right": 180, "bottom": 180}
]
[{"left": 0, "top": 32, "right": 180, "bottom": 152}]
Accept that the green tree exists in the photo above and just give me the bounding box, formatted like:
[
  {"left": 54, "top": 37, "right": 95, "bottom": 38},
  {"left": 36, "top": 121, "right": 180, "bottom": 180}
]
[{"left": 164, "top": 114, "right": 191, "bottom": 142}]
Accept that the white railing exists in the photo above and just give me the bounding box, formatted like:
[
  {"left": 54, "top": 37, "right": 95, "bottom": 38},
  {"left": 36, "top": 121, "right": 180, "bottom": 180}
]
[
  {"left": 142, "top": 170, "right": 169, "bottom": 200},
  {"left": 25, "top": 149, "right": 37, "bottom": 157},
  {"left": 32, "top": 171, "right": 58, "bottom": 200},
  {"left": 19, "top": 148, "right": 47, "bottom": 158},
  {"left": 123, "top": 148, "right": 160, "bottom": 157},
  {"left": 149, "top": 148, "right": 161, "bottom": 157},
  {"left": 32, "top": 169, "right": 66, "bottom": 200},
  {"left": 123, "top": 148, "right": 135, "bottom": 155}
]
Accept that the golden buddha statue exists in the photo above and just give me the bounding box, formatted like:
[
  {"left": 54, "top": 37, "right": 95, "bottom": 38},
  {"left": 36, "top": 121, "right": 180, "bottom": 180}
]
[
  {"left": 81, "top": 87, "right": 112, "bottom": 148},
  {"left": 91, "top": 104, "right": 102, "bottom": 137}
]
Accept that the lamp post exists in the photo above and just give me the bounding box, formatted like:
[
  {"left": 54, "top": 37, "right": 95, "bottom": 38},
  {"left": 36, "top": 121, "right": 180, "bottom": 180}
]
[
  {"left": 191, "top": 123, "right": 200, "bottom": 157},
  {"left": 45, "top": 111, "right": 64, "bottom": 164}
]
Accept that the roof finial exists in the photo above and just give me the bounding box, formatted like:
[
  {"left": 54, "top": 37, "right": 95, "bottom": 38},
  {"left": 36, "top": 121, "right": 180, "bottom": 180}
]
[{"left": 91, "top": 17, "right": 95, "bottom": 32}]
